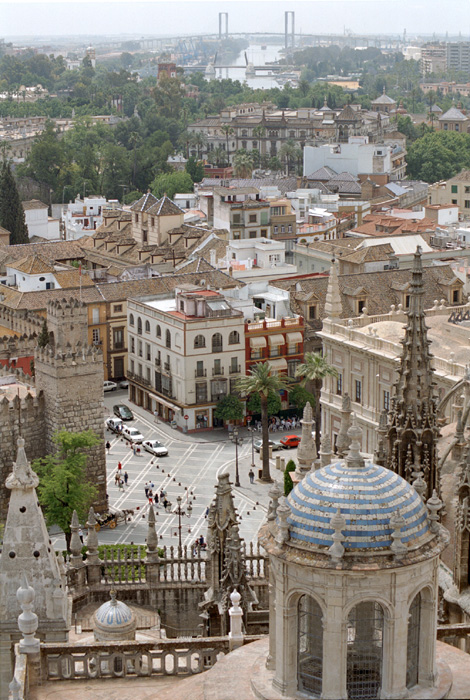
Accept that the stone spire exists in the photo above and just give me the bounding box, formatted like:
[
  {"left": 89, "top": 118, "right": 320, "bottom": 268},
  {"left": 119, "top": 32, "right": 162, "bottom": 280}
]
[
  {"left": 336, "top": 393, "right": 352, "bottom": 457},
  {"left": 324, "top": 258, "right": 342, "bottom": 320},
  {"left": 0, "top": 438, "right": 69, "bottom": 693},
  {"left": 453, "top": 444, "right": 470, "bottom": 592},
  {"left": 295, "top": 401, "right": 316, "bottom": 478},
  {"left": 387, "top": 247, "right": 440, "bottom": 499}
]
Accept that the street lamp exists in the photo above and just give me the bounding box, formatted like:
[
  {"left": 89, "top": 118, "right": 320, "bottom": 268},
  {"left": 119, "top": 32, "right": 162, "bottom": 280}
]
[
  {"left": 231, "top": 427, "right": 243, "bottom": 488},
  {"left": 174, "top": 495, "right": 192, "bottom": 550}
]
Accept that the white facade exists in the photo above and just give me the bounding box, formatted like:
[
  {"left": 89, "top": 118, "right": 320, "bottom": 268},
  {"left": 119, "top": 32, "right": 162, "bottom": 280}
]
[
  {"left": 226, "top": 238, "right": 297, "bottom": 280},
  {"left": 127, "top": 288, "right": 246, "bottom": 431},
  {"left": 23, "top": 204, "right": 60, "bottom": 241},
  {"left": 303, "top": 141, "right": 393, "bottom": 178},
  {"left": 63, "top": 196, "right": 110, "bottom": 240}
]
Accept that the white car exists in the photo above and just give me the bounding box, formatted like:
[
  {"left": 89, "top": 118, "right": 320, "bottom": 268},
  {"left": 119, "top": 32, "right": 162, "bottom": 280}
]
[
  {"left": 121, "top": 426, "right": 144, "bottom": 444},
  {"left": 105, "top": 417, "right": 123, "bottom": 433},
  {"left": 104, "top": 381, "right": 118, "bottom": 392},
  {"left": 142, "top": 440, "right": 169, "bottom": 457}
]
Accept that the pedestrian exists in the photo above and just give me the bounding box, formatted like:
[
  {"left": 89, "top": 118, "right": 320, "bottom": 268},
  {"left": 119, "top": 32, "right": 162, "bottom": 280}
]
[
  {"left": 124, "top": 471, "right": 128, "bottom": 485},
  {"left": 114, "top": 472, "right": 120, "bottom": 486},
  {"left": 78, "top": 527, "right": 84, "bottom": 544},
  {"left": 160, "top": 489, "right": 165, "bottom": 501},
  {"left": 148, "top": 494, "right": 153, "bottom": 506},
  {"left": 150, "top": 482, "right": 155, "bottom": 491},
  {"left": 144, "top": 482, "right": 149, "bottom": 498},
  {"left": 248, "top": 469, "right": 255, "bottom": 484},
  {"left": 105, "top": 440, "right": 111, "bottom": 453},
  {"left": 118, "top": 461, "right": 122, "bottom": 472},
  {"left": 204, "top": 506, "right": 209, "bottom": 519},
  {"left": 118, "top": 479, "right": 124, "bottom": 491},
  {"left": 154, "top": 492, "right": 159, "bottom": 504},
  {"left": 133, "top": 444, "right": 136, "bottom": 456}
]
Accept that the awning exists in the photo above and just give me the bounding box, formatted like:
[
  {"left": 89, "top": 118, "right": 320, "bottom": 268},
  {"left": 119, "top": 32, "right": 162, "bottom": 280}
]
[
  {"left": 250, "top": 336, "right": 267, "bottom": 348},
  {"left": 286, "top": 332, "right": 303, "bottom": 344},
  {"left": 268, "top": 334, "right": 285, "bottom": 346},
  {"left": 148, "top": 392, "right": 182, "bottom": 413},
  {"left": 268, "top": 358, "right": 288, "bottom": 371}
]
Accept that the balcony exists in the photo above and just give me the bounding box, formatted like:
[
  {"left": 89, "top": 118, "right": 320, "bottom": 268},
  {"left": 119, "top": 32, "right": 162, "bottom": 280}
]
[
  {"left": 229, "top": 365, "right": 241, "bottom": 374},
  {"left": 155, "top": 358, "right": 161, "bottom": 367},
  {"left": 212, "top": 367, "right": 225, "bottom": 376},
  {"left": 164, "top": 362, "right": 171, "bottom": 372},
  {"left": 195, "top": 368, "right": 207, "bottom": 378},
  {"left": 212, "top": 344, "right": 223, "bottom": 353}
]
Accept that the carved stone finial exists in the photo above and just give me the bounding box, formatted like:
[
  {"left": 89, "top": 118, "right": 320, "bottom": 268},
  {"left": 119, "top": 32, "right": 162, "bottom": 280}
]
[
  {"left": 86, "top": 507, "right": 99, "bottom": 563},
  {"left": 345, "top": 415, "right": 365, "bottom": 469},
  {"left": 390, "top": 510, "right": 407, "bottom": 559},
  {"left": 296, "top": 401, "right": 316, "bottom": 476},
  {"left": 328, "top": 508, "right": 346, "bottom": 564},
  {"left": 427, "top": 489, "right": 443, "bottom": 534},
  {"left": 146, "top": 505, "right": 160, "bottom": 562},
  {"left": 5, "top": 437, "right": 39, "bottom": 491},
  {"left": 319, "top": 432, "right": 333, "bottom": 467},
  {"left": 17, "top": 574, "right": 40, "bottom": 653},
  {"left": 275, "top": 497, "right": 291, "bottom": 545},
  {"left": 267, "top": 482, "right": 283, "bottom": 522},
  {"left": 69, "top": 509, "right": 83, "bottom": 566}
]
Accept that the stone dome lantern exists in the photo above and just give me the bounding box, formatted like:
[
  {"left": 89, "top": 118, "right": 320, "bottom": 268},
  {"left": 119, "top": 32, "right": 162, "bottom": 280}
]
[
  {"left": 259, "top": 419, "right": 450, "bottom": 700},
  {"left": 93, "top": 590, "right": 136, "bottom": 642}
]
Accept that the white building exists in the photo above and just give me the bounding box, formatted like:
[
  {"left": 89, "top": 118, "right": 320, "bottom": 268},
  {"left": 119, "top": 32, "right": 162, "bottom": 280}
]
[
  {"left": 225, "top": 238, "right": 297, "bottom": 281},
  {"left": 127, "top": 285, "right": 246, "bottom": 431},
  {"left": 303, "top": 139, "right": 404, "bottom": 180},
  {"left": 63, "top": 195, "right": 115, "bottom": 240},
  {"left": 2, "top": 253, "right": 89, "bottom": 292},
  {"left": 22, "top": 200, "right": 60, "bottom": 241}
]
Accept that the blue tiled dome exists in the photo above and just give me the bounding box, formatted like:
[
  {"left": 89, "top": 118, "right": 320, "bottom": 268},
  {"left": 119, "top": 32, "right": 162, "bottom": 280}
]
[
  {"left": 93, "top": 591, "right": 136, "bottom": 641},
  {"left": 287, "top": 461, "right": 429, "bottom": 551}
]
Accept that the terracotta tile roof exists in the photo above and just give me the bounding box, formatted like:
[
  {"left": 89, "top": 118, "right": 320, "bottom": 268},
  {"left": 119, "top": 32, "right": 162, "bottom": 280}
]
[
  {"left": 130, "top": 192, "right": 159, "bottom": 212},
  {"left": 53, "top": 269, "right": 95, "bottom": 288},
  {"left": 305, "top": 166, "right": 337, "bottom": 181},
  {"left": 0, "top": 285, "right": 103, "bottom": 311},
  {"left": 0, "top": 241, "right": 85, "bottom": 272},
  {"left": 273, "top": 265, "right": 461, "bottom": 322},
  {"left": 439, "top": 107, "right": 468, "bottom": 121},
  {"left": 350, "top": 214, "right": 437, "bottom": 237},
  {"left": 340, "top": 243, "right": 395, "bottom": 264},
  {"left": 22, "top": 199, "right": 48, "bottom": 210},
  {"left": 147, "top": 195, "right": 184, "bottom": 216},
  {"left": 9, "top": 253, "right": 55, "bottom": 274}
]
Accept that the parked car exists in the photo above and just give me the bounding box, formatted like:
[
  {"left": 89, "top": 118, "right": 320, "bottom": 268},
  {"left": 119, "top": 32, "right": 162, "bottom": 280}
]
[
  {"left": 280, "top": 434, "right": 301, "bottom": 449},
  {"left": 105, "top": 417, "right": 123, "bottom": 433},
  {"left": 121, "top": 425, "right": 144, "bottom": 444},
  {"left": 113, "top": 404, "right": 134, "bottom": 421},
  {"left": 118, "top": 379, "right": 129, "bottom": 389},
  {"left": 142, "top": 439, "right": 169, "bottom": 457},
  {"left": 254, "top": 439, "right": 283, "bottom": 453},
  {"left": 104, "top": 380, "right": 118, "bottom": 392}
]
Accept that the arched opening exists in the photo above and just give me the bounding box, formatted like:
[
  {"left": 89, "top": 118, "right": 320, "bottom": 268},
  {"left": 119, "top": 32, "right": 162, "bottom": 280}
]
[
  {"left": 297, "top": 594, "right": 323, "bottom": 697},
  {"left": 156, "top": 324, "right": 161, "bottom": 338},
  {"left": 212, "top": 333, "right": 223, "bottom": 353},
  {"left": 137, "top": 317, "right": 142, "bottom": 335},
  {"left": 346, "top": 601, "right": 384, "bottom": 700},
  {"left": 229, "top": 330, "right": 239, "bottom": 345},
  {"left": 406, "top": 593, "right": 421, "bottom": 689}
]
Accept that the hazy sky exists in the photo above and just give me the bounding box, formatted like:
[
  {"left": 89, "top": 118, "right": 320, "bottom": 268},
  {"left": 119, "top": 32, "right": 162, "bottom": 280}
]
[{"left": 2, "top": 0, "right": 470, "bottom": 39}]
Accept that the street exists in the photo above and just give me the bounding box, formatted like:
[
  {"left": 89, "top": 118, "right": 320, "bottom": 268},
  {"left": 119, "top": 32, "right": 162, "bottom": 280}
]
[{"left": 50, "top": 389, "right": 301, "bottom": 551}]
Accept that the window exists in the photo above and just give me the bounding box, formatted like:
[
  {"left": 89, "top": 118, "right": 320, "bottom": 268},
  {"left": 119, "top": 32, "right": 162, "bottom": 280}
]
[
  {"left": 194, "top": 334, "right": 206, "bottom": 349},
  {"left": 142, "top": 230, "right": 148, "bottom": 243},
  {"left": 92, "top": 308, "right": 100, "bottom": 324},
  {"left": 135, "top": 213, "right": 139, "bottom": 223},
  {"left": 452, "top": 199, "right": 458, "bottom": 204},
  {"left": 138, "top": 340, "right": 142, "bottom": 357},
  {"left": 347, "top": 602, "right": 384, "bottom": 700},
  {"left": 211, "top": 379, "right": 227, "bottom": 401},
  {"left": 92, "top": 328, "right": 100, "bottom": 344},
  {"left": 453, "top": 288, "right": 461, "bottom": 303},
  {"left": 156, "top": 324, "right": 161, "bottom": 338},
  {"left": 130, "top": 337, "right": 135, "bottom": 353},
  {"left": 129, "top": 314, "right": 134, "bottom": 326},
  {"left": 249, "top": 214, "right": 257, "bottom": 223},
  {"left": 166, "top": 329, "right": 171, "bottom": 349},
  {"left": 261, "top": 229, "right": 268, "bottom": 236},
  {"left": 137, "top": 317, "right": 142, "bottom": 335},
  {"left": 212, "top": 333, "right": 223, "bottom": 353},
  {"left": 383, "top": 390, "right": 390, "bottom": 411},
  {"left": 146, "top": 343, "right": 151, "bottom": 361},
  {"left": 196, "top": 360, "right": 205, "bottom": 378},
  {"left": 145, "top": 320, "right": 150, "bottom": 333},
  {"left": 288, "top": 224, "right": 292, "bottom": 233},
  {"left": 229, "top": 330, "right": 240, "bottom": 344},
  {"left": 233, "top": 214, "right": 241, "bottom": 224},
  {"left": 288, "top": 360, "right": 299, "bottom": 378},
  {"left": 355, "top": 380, "right": 362, "bottom": 403},
  {"left": 196, "top": 383, "right": 207, "bottom": 403},
  {"left": 113, "top": 328, "right": 124, "bottom": 350},
  {"left": 151, "top": 217, "right": 155, "bottom": 227},
  {"left": 251, "top": 348, "right": 262, "bottom": 360},
  {"left": 147, "top": 367, "right": 151, "bottom": 382},
  {"left": 465, "top": 201, "right": 470, "bottom": 209},
  {"left": 249, "top": 230, "right": 257, "bottom": 239},
  {"left": 113, "top": 304, "right": 122, "bottom": 313},
  {"left": 406, "top": 593, "right": 421, "bottom": 689},
  {"left": 452, "top": 185, "right": 458, "bottom": 193},
  {"left": 357, "top": 299, "right": 366, "bottom": 314},
  {"left": 309, "top": 306, "right": 317, "bottom": 320},
  {"left": 405, "top": 294, "right": 410, "bottom": 309},
  {"left": 298, "top": 595, "right": 323, "bottom": 697},
  {"left": 337, "top": 374, "right": 343, "bottom": 396},
  {"left": 213, "top": 359, "right": 222, "bottom": 375},
  {"left": 273, "top": 225, "right": 278, "bottom": 234}
]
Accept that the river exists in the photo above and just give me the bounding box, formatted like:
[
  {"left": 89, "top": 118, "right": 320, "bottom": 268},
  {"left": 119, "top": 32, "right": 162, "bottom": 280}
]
[{"left": 212, "top": 43, "right": 285, "bottom": 90}]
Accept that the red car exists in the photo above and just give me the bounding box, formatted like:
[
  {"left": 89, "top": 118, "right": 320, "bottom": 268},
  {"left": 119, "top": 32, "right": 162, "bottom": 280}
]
[{"left": 281, "top": 434, "right": 301, "bottom": 449}]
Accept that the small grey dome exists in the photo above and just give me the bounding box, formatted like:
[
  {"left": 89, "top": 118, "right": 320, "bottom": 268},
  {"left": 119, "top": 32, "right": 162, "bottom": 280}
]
[{"left": 93, "top": 591, "right": 136, "bottom": 641}]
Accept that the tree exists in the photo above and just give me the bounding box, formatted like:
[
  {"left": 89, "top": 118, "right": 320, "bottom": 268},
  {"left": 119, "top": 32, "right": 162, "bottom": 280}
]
[
  {"left": 220, "top": 124, "right": 234, "bottom": 161},
  {"left": 295, "top": 352, "right": 337, "bottom": 454},
  {"left": 233, "top": 151, "right": 253, "bottom": 178},
  {"left": 246, "top": 390, "right": 281, "bottom": 417},
  {"left": 185, "top": 156, "right": 204, "bottom": 183},
  {"left": 289, "top": 384, "right": 316, "bottom": 413},
  {"left": 214, "top": 394, "right": 244, "bottom": 424},
  {"left": 33, "top": 430, "right": 99, "bottom": 552},
  {"left": 284, "top": 459, "right": 296, "bottom": 496},
  {"left": 237, "top": 362, "right": 290, "bottom": 482},
  {"left": 150, "top": 171, "right": 194, "bottom": 199},
  {"left": 37, "top": 318, "right": 50, "bottom": 348},
  {"left": 0, "top": 160, "right": 28, "bottom": 244}
]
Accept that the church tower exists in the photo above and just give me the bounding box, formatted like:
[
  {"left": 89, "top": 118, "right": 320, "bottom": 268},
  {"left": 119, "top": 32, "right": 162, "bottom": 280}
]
[
  {"left": 387, "top": 247, "right": 440, "bottom": 499},
  {"left": 34, "top": 298, "right": 107, "bottom": 511}
]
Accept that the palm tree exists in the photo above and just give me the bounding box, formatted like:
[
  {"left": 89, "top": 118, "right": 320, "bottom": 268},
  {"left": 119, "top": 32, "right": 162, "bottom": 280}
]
[
  {"left": 295, "top": 352, "right": 338, "bottom": 454},
  {"left": 233, "top": 151, "right": 254, "bottom": 178},
  {"left": 220, "top": 124, "right": 234, "bottom": 162},
  {"left": 190, "top": 131, "right": 207, "bottom": 160},
  {"left": 252, "top": 125, "right": 266, "bottom": 157},
  {"left": 279, "top": 139, "right": 298, "bottom": 175},
  {"left": 237, "top": 362, "right": 290, "bottom": 483}
]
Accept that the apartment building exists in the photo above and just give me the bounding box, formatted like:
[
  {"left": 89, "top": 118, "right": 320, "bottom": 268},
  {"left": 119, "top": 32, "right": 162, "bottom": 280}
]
[
  {"left": 428, "top": 169, "right": 470, "bottom": 212},
  {"left": 127, "top": 286, "right": 246, "bottom": 431}
]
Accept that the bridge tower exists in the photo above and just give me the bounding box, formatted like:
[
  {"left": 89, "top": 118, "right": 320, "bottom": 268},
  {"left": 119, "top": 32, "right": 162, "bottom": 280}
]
[
  {"left": 219, "top": 12, "right": 228, "bottom": 40},
  {"left": 285, "top": 11, "right": 295, "bottom": 52}
]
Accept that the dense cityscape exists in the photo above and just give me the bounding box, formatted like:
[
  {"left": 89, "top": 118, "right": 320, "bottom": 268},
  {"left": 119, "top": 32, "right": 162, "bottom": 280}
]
[{"left": 2, "top": 2, "right": 470, "bottom": 698}]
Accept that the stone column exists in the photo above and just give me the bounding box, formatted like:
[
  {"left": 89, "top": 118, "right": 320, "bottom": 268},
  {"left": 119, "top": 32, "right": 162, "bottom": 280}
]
[
  {"left": 322, "top": 601, "right": 347, "bottom": 699},
  {"left": 336, "top": 394, "right": 352, "bottom": 458},
  {"left": 272, "top": 569, "right": 297, "bottom": 696},
  {"left": 85, "top": 507, "right": 101, "bottom": 586},
  {"left": 146, "top": 505, "right": 160, "bottom": 588},
  {"left": 228, "top": 590, "right": 244, "bottom": 651},
  {"left": 295, "top": 402, "right": 316, "bottom": 478},
  {"left": 319, "top": 432, "right": 334, "bottom": 467}
]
